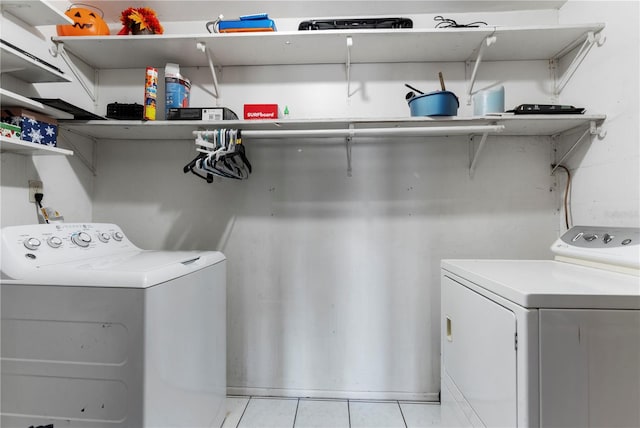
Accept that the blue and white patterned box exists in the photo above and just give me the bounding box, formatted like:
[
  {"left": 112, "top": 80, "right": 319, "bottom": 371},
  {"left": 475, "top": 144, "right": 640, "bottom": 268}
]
[{"left": 1, "top": 108, "right": 58, "bottom": 147}]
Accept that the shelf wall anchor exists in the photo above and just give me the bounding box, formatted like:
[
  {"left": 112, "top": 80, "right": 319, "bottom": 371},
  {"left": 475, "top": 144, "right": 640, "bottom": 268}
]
[
  {"left": 554, "top": 31, "right": 605, "bottom": 96},
  {"left": 550, "top": 120, "right": 604, "bottom": 174},
  {"left": 346, "top": 36, "right": 353, "bottom": 98},
  {"left": 196, "top": 42, "right": 220, "bottom": 100},
  {"left": 469, "top": 131, "right": 490, "bottom": 178},
  {"left": 49, "top": 41, "right": 97, "bottom": 102},
  {"left": 466, "top": 35, "right": 497, "bottom": 105}
]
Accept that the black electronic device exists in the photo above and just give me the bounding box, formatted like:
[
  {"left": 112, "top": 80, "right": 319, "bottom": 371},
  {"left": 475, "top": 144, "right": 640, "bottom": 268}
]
[
  {"left": 298, "top": 18, "right": 413, "bottom": 30},
  {"left": 167, "top": 107, "right": 238, "bottom": 121},
  {"left": 106, "top": 102, "right": 144, "bottom": 120},
  {"left": 509, "top": 104, "right": 585, "bottom": 115}
]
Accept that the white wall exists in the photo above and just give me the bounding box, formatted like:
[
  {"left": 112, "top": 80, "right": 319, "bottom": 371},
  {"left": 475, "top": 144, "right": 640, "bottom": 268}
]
[
  {"left": 0, "top": 12, "right": 95, "bottom": 227},
  {"left": 557, "top": 0, "right": 639, "bottom": 227},
  {"left": 0, "top": 150, "right": 93, "bottom": 226},
  {"left": 93, "top": 133, "right": 557, "bottom": 400},
  {"left": 90, "top": 7, "right": 565, "bottom": 399}
]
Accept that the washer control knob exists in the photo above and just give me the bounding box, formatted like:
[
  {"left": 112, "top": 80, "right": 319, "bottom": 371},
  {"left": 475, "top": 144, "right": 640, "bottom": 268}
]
[
  {"left": 583, "top": 233, "right": 598, "bottom": 242},
  {"left": 112, "top": 231, "right": 124, "bottom": 242},
  {"left": 571, "top": 232, "right": 584, "bottom": 242},
  {"left": 603, "top": 233, "right": 614, "bottom": 244},
  {"left": 97, "top": 232, "right": 111, "bottom": 243},
  {"left": 23, "top": 237, "right": 41, "bottom": 250},
  {"left": 47, "top": 236, "right": 63, "bottom": 248},
  {"left": 622, "top": 238, "right": 632, "bottom": 245},
  {"left": 71, "top": 232, "right": 92, "bottom": 248}
]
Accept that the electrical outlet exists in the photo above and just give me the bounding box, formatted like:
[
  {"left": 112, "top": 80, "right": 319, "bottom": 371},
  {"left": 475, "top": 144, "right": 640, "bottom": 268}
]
[{"left": 29, "top": 180, "right": 43, "bottom": 203}]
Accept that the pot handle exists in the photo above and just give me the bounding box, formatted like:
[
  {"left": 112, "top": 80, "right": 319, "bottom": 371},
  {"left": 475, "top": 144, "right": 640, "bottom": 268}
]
[{"left": 68, "top": 3, "right": 105, "bottom": 18}]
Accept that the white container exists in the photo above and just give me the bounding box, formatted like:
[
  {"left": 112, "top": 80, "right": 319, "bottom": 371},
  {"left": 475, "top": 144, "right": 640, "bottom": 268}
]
[
  {"left": 473, "top": 86, "right": 505, "bottom": 116},
  {"left": 164, "top": 63, "right": 191, "bottom": 119}
]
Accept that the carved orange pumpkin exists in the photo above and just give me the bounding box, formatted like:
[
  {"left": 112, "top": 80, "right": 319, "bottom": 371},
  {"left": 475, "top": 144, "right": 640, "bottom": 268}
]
[{"left": 56, "top": 6, "right": 110, "bottom": 36}]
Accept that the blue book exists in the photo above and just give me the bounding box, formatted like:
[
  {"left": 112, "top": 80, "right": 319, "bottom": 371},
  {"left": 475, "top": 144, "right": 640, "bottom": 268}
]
[{"left": 218, "top": 14, "right": 276, "bottom": 32}]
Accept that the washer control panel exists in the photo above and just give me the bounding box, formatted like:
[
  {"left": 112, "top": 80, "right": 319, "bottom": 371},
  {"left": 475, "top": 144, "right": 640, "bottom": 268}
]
[
  {"left": 2, "top": 223, "right": 139, "bottom": 267},
  {"left": 552, "top": 226, "right": 639, "bottom": 270}
]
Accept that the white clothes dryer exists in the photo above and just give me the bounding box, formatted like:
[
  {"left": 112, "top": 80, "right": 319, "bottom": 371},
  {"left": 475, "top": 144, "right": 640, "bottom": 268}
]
[
  {"left": 441, "top": 226, "right": 640, "bottom": 427},
  {"left": 1, "top": 223, "right": 226, "bottom": 428}
]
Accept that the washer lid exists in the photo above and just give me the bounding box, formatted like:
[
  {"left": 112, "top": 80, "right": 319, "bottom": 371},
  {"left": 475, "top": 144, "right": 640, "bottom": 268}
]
[
  {"left": 2, "top": 250, "right": 226, "bottom": 288},
  {"left": 441, "top": 259, "right": 640, "bottom": 309}
]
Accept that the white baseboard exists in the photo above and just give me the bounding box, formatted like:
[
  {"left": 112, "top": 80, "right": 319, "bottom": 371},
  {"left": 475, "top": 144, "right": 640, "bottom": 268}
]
[{"left": 227, "top": 386, "right": 438, "bottom": 402}]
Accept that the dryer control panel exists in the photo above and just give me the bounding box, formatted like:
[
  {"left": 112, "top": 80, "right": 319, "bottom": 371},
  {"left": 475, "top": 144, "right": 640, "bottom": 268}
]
[
  {"left": 552, "top": 226, "right": 639, "bottom": 271},
  {"left": 558, "top": 226, "right": 638, "bottom": 248}
]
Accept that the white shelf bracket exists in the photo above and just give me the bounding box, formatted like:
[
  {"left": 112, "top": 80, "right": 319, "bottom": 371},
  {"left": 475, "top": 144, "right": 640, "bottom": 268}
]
[
  {"left": 554, "top": 31, "right": 605, "bottom": 96},
  {"left": 346, "top": 124, "right": 354, "bottom": 177},
  {"left": 58, "top": 131, "right": 97, "bottom": 176},
  {"left": 466, "top": 35, "right": 497, "bottom": 105},
  {"left": 196, "top": 42, "right": 220, "bottom": 100},
  {"left": 469, "top": 131, "right": 490, "bottom": 178},
  {"left": 550, "top": 120, "right": 605, "bottom": 174},
  {"left": 346, "top": 36, "right": 353, "bottom": 98},
  {"left": 49, "top": 41, "right": 97, "bottom": 102}
]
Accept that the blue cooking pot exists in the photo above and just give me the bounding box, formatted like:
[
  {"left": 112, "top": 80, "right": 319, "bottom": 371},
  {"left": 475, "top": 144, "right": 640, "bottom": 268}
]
[{"left": 408, "top": 91, "right": 459, "bottom": 116}]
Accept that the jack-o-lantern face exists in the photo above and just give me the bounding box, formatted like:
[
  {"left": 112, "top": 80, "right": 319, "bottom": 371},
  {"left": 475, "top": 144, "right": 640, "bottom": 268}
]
[{"left": 56, "top": 6, "right": 110, "bottom": 36}]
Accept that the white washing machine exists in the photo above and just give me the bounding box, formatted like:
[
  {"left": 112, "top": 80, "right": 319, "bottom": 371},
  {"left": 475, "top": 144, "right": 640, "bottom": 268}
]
[
  {"left": 441, "top": 226, "right": 640, "bottom": 427},
  {"left": 0, "top": 223, "right": 227, "bottom": 428}
]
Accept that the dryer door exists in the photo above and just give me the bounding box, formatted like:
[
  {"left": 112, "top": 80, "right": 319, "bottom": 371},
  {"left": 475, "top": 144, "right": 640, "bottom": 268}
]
[{"left": 442, "top": 275, "right": 517, "bottom": 427}]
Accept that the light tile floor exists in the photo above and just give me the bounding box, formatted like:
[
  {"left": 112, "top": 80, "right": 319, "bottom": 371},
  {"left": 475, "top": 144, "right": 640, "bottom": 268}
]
[{"left": 222, "top": 396, "right": 441, "bottom": 428}]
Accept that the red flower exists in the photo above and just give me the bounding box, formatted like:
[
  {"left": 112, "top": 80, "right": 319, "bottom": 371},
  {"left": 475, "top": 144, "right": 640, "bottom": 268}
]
[{"left": 118, "top": 7, "right": 164, "bottom": 35}]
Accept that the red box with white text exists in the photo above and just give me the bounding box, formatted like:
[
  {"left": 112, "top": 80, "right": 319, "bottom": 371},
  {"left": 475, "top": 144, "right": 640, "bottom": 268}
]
[{"left": 244, "top": 104, "right": 278, "bottom": 120}]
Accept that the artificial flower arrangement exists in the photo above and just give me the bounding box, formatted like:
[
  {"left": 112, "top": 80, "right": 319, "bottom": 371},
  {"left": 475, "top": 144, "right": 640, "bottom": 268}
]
[{"left": 118, "top": 7, "right": 164, "bottom": 35}]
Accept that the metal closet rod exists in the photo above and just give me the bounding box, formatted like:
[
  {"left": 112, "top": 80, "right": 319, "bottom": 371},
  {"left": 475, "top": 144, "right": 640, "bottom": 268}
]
[{"left": 193, "top": 125, "right": 505, "bottom": 139}]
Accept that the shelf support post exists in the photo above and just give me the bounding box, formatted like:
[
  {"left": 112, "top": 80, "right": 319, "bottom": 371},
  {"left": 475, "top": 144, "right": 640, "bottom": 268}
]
[
  {"left": 346, "top": 36, "right": 353, "bottom": 98},
  {"left": 49, "top": 41, "right": 97, "bottom": 102},
  {"left": 469, "top": 131, "right": 490, "bottom": 178},
  {"left": 346, "top": 124, "right": 354, "bottom": 177},
  {"left": 196, "top": 42, "right": 220, "bottom": 100},
  {"left": 554, "top": 31, "right": 605, "bottom": 96},
  {"left": 466, "top": 35, "right": 497, "bottom": 105},
  {"left": 550, "top": 120, "right": 605, "bottom": 174}
]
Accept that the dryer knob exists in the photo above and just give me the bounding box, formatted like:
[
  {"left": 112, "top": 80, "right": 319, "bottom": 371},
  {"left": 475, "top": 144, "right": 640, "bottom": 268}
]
[
  {"left": 71, "top": 232, "right": 92, "bottom": 248},
  {"left": 112, "top": 231, "right": 124, "bottom": 242},
  {"left": 23, "top": 237, "right": 41, "bottom": 250},
  {"left": 583, "top": 233, "right": 598, "bottom": 242},
  {"left": 603, "top": 233, "right": 614, "bottom": 244},
  {"left": 98, "top": 232, "right": 111, "bottom": 243}
]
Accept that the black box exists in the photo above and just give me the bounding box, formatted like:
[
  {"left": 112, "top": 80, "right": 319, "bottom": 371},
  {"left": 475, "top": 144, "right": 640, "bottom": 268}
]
[
  {"left": 167, "top": 107, "right": 238, "bottom": 121},
  {"left": 106, "top": 103, "right": 143, "bottom": 120}
]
